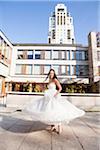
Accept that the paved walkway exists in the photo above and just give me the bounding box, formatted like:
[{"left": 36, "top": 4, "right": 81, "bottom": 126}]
[{"left": 0, "top": 109, "right": 99, "bottom": 150}]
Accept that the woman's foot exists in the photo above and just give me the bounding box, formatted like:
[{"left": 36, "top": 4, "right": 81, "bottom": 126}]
[
  {"left": 50, "top": 124, "right": 62, "bottom": 134},
  {"left": 51, "top": 125, "right": 56, "bottom": 132}
]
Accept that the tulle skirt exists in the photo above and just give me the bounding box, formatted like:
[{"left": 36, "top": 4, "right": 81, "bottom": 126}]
[{"left": 23, "top": 89, "right": 85, "bottom": 125}]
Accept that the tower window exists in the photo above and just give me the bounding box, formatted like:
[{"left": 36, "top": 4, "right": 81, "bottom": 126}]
[
  {"left": 52, "top": 30, "right": 55, "bottom": 39},
  {"left": 61, "top": 16, "right": 62, "bottom": 25},
  {"left": 57, "top": 16, "right": 59, "bottom": 25},
  {"left": 67, "top": 30, "right": 71, "bottom": 39},
  {"left": 64, "top": 16, "right": 66, "bottom": 25},
  {"left": 58, "top": 9, "right": 64, "bottom": 11},
  {"left": 48, "top": 38, "right": 51, "bottom": 44}
]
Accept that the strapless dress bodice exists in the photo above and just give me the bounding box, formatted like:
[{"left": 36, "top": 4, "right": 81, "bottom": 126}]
[{"left": 48, "top": 82, "right": 56, "bottom": 90}]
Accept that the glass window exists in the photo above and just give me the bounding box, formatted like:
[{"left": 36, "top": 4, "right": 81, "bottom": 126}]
[
  {"left": 48, "top": 38, "right": 51, "bottom": 44},
  {"left": 67, "top": 30, "right": 71, "bottom": 39},
  {"left": 26, "top": 65, "right": 32, "bottom": 74},
  {"left": 45, "top": 50, "right": 51, "bottom": 59},
  {"left": 27, "top": 50, "right": 33, "bottom": 59},
  {"left": 76, "top": 65, "right": 88, "bottom": 76},
  {"left": 76, "top": 65, "right": 79, "bottom": 76},
  {"left": 16, "top": 65, "right": 22, "bottom": 74},
  {"left": 76, "top": 51, "right": 80, "bottom": 60},
  {"left": 66, "top": 50, "right": 70, "bottom": 60},
  {"left": 34, "top": 65, "right": 41, "bottom": 74},
  {"left": 17, "top": 50, "right": 23, "bottom": 59},
  {"left": 57, "top": 16, "right": 59, "bottom": 25},
  {"left": 61, "top": 65, "right": 66, "bottom": 75},
  {"left": 96, "top": 33, "right": 100, "bottom": 47},
  {"left": 52, "top": 18, "right": 55, "bottom": 28},
  {"left": 52, "top": 30, "right": 55, "bottom": 39},
  {"left": 72, "top": 65, "right": 76, "bottom": 75},
  {"left": 18, "top": 50, "right": 34, "bottom": 59},
  {"left": 44, "top": 65, "right": 51, "bottom": 74},
  {"left": 35, "top": 50, "right": 41, "bottom": 59},
  {"left": 58, "top": 8, "right": 64, "bottom": 12},
  {"left": 71, "top": 50, "right": 75, "bottom": 60},
  {"left": 52, "top": 65, "right": 59, "bottom": 75},
  {"left": 64, "top": 16, "right": 65, "bottom": 25},
  {"left": 85, "top": 51, "right": 88, "bottom": 60},
  {"left": 16, "top": 64, "right": 32, "bottom": 75},
  {"left": 76, "top": 50, "right": 86, "bottom": 60},
  {"left": 61, "top": 51, "right": 66, "bottom": 60},
  {"left": 79, "top": 65, "right": 84, "bottom": 76},
  {"left": 61, "top": 16, "right": 62, "bottom": 25},
  {"left": 81, "top": 51, "right": 85, "bottom": 60},
  {"left": 76, "top": 51, "right": 79, "bottom": 60},
  {"left": 66, "top": 65, "right": 70, "bottom": 75},
  {"left": 84, "top": 65, "right": 88, "bottom": 76},
  {"left": 76, "top": 51, "right": 83, "bottom": 60},
  {"left": 53, "top": 50, "right": 59, "bottom": 60}
]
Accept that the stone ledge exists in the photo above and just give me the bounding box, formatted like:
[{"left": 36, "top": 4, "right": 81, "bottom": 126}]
[
  {"left": 0, "top": 107, "right": 17, "bottom": 113},
  {"left": 85, "top": 106, "right": 100, "bottom": 112}
]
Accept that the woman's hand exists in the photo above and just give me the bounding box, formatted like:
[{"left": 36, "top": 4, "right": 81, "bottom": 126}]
[{"left": 54, "top": 91, "right": 59, "bottom": 97}]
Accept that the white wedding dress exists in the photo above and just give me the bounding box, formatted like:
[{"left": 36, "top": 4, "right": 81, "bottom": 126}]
[{"left": 24, "top": 82, "right": 85, "bottom": 125}]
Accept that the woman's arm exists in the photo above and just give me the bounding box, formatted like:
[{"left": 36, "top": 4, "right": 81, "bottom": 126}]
[{"left": 53, "top": 79, "right": 62, "bottom": 97}]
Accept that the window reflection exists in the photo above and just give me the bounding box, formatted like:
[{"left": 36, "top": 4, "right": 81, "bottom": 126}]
[
  {"left": 53, "top": 50, "right": 59, "bottom": 59},
  {"left": 45, "top": 50, "right": 51, "bottom": 59},
  {"left": 35, "top": 50, "right": 41, "bottom": 59},
  {"left": 44, "top": 65, "right": 51, "bottom": 74},
  {"left": 34, "top": 65, "right": 41, "bottom": 74},
  {"left": 16, "top": 64, "right": 32, "bottom": 75}
]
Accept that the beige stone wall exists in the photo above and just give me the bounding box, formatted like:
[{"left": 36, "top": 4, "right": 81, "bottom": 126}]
[{"left": 6, "top": 92, "right": 100, "bottom": 111}]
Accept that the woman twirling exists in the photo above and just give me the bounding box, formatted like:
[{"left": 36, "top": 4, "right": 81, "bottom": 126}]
[{"left": 23, "top": 69, "right": 85, "bottom": 134}]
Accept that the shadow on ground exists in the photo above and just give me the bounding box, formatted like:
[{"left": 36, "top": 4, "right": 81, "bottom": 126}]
[{"left": 0, "top": 112, "right": 49, "bottom": 133}]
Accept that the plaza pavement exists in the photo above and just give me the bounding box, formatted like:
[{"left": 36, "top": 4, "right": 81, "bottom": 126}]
[{"left": 0, "top": 106, "right": 99, "bottom": 150}]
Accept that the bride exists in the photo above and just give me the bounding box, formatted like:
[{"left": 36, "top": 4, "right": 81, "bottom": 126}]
[{"left": 23, "top": 69, "right": 85, "bottom": 134}]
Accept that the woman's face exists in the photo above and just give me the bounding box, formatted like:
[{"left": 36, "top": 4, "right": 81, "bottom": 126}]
[{"left": 49, "top": 70, "right": 54, "bottom": 79}]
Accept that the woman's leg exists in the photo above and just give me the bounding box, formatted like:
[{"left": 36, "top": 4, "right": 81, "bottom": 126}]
[{"left": 57, "top": 123, "right": 62, "bottom": 134}]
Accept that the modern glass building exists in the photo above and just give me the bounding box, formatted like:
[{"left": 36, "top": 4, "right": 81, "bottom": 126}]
[{"left": 10, "top": 43, "right": 88, "bottom": 83}]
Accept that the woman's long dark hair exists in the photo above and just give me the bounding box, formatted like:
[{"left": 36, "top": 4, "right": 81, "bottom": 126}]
[{"left": 45, "top": 69, "right": 58, "bottom": 81}]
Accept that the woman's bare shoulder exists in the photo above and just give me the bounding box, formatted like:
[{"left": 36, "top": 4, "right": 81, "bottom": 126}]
[{"left": 53, "top": 78, "right": 59, "bottom": 83}]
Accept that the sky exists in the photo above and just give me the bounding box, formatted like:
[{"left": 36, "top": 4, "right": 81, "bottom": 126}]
[{"left": 0, "top": 0, "right": 99, "bottom": 46}]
